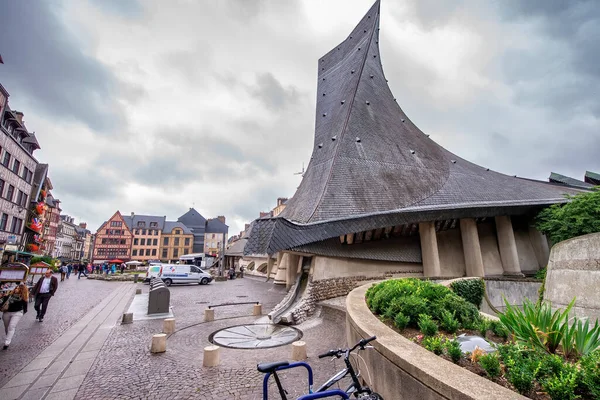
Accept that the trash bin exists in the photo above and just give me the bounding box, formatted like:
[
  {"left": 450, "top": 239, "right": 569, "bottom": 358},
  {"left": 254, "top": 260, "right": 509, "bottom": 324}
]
[{"left": 133, "top": 274, "right": 139, "bottom": 283}]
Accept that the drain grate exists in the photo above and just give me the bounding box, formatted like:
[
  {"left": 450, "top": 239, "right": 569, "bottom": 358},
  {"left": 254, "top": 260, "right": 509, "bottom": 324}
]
[{"left": 209, "top": 324, "right": 302, "bottom": 349}]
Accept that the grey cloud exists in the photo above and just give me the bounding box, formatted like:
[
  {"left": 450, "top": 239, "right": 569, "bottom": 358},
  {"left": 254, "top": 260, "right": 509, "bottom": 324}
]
[
  {"left": 0, "top": 2, "right": 141, "bottom": 132},
  {"left": 89, "top": 0, "right": 143, "bottom": 18},
  {"left": 51, "top": 167, "right": 120, "bottom": 201},
  {"left": 231, "top": 183, "right": 282, "bottom": 222},
  {"left": 159, "top": 42, "right": 213, "bottom": 85},
  {"left": 130, "top": 155, "right": 200, "bottom": 187},
  {"left": 248, "top": 73, "right": 300, "bottom": 111}
]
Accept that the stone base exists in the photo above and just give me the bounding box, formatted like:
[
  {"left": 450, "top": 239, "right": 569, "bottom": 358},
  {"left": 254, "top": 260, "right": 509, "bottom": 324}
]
[
  {"left": 163, "top": 318, "right": 175, "bottom": 334},
  {"left": 291, "top": 341, "right": 307, "bottom": 361},
  {"left": 151, "top": 334, "right": 167, "bottom": 353},
  {"left": 203, "top": 345, "right": 220, "bottom": 367}
]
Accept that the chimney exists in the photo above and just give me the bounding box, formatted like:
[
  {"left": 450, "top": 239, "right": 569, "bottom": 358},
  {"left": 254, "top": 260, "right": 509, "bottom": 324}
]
[
  {"left": 259, "top": 211, "right": 271, "bottom": 218},
  {"left": 79, "top": 222, "right": 87, "bottom": 229},
  {"left": 244, "top": 223, "right": 250, "bottom": 231},
  {"left": 131, "top": 212, "right": 134, "bottom": 218},
  {"left": 14, "top": 111, "right": 24, "bottom": 124},
  {"left": 217, "top": 215, "right": 225, "bottom": 224}
]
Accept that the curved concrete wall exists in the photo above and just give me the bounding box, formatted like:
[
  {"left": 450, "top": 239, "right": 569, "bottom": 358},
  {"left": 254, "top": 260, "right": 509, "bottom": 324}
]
[
  {"left": 346, "top": 283, "right": 525, "bottom": 400},
  {"left": 544, "top": 232, "right": 600, "bottom": 322}
]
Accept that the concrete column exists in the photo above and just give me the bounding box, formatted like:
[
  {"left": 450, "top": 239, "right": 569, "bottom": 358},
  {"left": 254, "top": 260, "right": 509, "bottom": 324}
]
[
  {"left": 459, "top": 218, "right": 485, "bottom": 277},
  {"left": 273, "top": 252, "right": 287, "bottom": 285},
  {"left": 495, "top": 216, "right": 522, "bottom": 275},
  {"left": 529, "top": 226, "right": 550, "bottom": 269},
  {"left": 419, "top": 222, "right": 441, "bottom": 277},
  {"left": 265, "top": 257, "right": 275, "bottom": 281},
  {"left": 286, "top": 254, "right": 299, "bottom": 289},
  {"left": 291, "top": 341, "right": 307, "bottom": 361}
]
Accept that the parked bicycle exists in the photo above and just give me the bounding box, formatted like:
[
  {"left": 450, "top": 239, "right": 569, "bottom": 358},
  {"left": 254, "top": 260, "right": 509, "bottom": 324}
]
[{"left": 257, "top": 336, "right": 383, "bottom": 399}]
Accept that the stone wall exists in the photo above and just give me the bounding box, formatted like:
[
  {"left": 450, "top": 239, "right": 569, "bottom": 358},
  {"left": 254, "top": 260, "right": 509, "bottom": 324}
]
[
  {"left": 544, "top": 232, "right": 600, "bottom": 323},
  {"left": 481, "top": 277, "right": 542, "bottom": 315},
  {"left": 312, "top": 255, "right": 422, "bottom": 281}
]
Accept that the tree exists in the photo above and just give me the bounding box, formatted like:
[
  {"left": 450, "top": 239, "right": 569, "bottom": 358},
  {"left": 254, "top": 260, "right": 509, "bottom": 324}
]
[{"left": 535, "top": 188, "right": 600, "bottom": 245}]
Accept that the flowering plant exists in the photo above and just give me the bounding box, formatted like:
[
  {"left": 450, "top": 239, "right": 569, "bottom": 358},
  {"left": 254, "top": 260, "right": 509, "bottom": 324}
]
[{"left": 27, "top": 244, "right": 40, "bottom": 252}]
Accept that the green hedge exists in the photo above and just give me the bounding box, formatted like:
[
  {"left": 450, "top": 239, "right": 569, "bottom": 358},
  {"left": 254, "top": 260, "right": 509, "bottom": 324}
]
[
  {"left": 365, "top": 278, "right": 481, "bottom": 332},
  {"left": 450, "top": 279, "right": 485, "bottom": 309}
]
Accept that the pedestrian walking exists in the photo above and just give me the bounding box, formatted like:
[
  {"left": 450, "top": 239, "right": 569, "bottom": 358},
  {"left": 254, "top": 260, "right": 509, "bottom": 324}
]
[
  {"left": 33, "top": 269, "right": 59, "bottom": 322},
  {"left": 120, "top": 264, "right": 125, "bottom": 274},
  {"left": 78, "top": 263, "right": 88, "bottom": 279},
  {"left": 111, "top": 264, "right": 116, "bottom": 274},
  {"left": 0, "top": 283, "right": 28, "bottom": 350},
  {"left": 66, "top": 263, "right": 72, "bottom": 279},
  {"left": 229, "top": 266, "right": 235, "bottom": 280},
  {"left": 59, "top": 265, "right": 66, "bottom": 282}
]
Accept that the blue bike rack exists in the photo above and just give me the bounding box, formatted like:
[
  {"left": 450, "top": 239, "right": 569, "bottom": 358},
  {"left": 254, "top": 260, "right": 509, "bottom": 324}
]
[
  {"left": 262, "top": 361, "right": 314, "bottom": 400},
  {"left": 297, "top": 389, "right": 350, "bottom": 399}
]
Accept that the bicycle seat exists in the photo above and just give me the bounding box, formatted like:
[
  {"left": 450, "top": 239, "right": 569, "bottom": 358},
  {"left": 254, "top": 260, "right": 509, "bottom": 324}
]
[{"left": 257, "top": 361, "right": 290, "bottom": 373}]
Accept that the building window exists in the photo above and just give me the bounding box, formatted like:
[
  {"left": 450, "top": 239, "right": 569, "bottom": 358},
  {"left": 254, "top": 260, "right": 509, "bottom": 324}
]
[
  {"left": 173, "top": 248, "right": 179, "bottom": 257},
  {"left": 0, "top": 179, "right": 4, "bottom": 198},
  {"left": 22, "top": 168, "right": 33, "bottom": 183},
  {"left": 174, "top": 237, "right": 179, "bottom": 246},
  {"left": 132, "top": 249, "right": 138, "bottom": 256},
  {"left": 142, "top": 229, "right": 146, "bottom": 235},
  {"left": 2, "top": 152, "right": 10, "bottom": 168},
  {"left": 174, "top": 229, "right": 181, "bottom": 235},
  {"left": 137, "top": 221, "right": 146, "bottom": 227},
  {"left": 11, "top": 159, "right": 20, "bottom": 175},
  {"left": 163, "top": 237, "right": 168, "bottom": 246},
  {"left": 120, "top": 239, "right": 125, "bottom": 245},
  {"left": 5, "top": 185, "right": 14, "bottom": 202},
  {"left": 0, "top": 214, "right": 7, "bottom": 230},
  {"left": 152, "top": 249, "right": 156, "bottom": 256},
  {"left": 10, "top": 217, "right": 22, "bottom": 234},
  {"left": 134, "top": 238, "right": 138, "bottom": 245},
  {"left": 16, "top": 190, "right": 27, "bottom": 207},
  {"left": 162, "top": 249, "right": 168, "bottom": 258},
  {"left": 145, "top": 249, "right": 151, "bottom": 256},
  {"left": 154, "top": 230, "right": 158, "bottom": 235},
  {"left": 110, "top": 221, "right": 122, "bottom": 227},
  {"left": 153, "top": 238, "right": 157, "bottom": 246},
  {"left": 150, "top": 222, "right": 157, "bottom": 227},
  {"left": 184, "top": 238, "right": 190, "bottom": 246},
  {"left": 141, "top": 238, "right": 146, "bottom": 246}
]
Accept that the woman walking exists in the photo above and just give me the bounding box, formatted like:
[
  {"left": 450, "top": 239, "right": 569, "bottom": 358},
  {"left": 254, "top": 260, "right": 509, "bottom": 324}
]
[{"left": 1, "top": 283, "right": 28, "bottom": 350}]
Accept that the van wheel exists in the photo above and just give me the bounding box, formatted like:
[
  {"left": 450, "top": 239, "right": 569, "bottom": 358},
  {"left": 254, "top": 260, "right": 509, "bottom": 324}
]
[
  {"left": 200, "top": 278, "right": 208, "bottom": 285},
  {"left": 164, "top": 279, "right": 172, "bottom": 287}
]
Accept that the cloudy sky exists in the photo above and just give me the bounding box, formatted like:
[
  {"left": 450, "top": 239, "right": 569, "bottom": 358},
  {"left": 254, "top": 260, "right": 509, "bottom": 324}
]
[{"left": 1, "top": 0, "right": 598, "bottom": 236}]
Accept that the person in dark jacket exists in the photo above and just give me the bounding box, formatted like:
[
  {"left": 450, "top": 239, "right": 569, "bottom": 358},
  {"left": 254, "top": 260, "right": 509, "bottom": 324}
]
[
  {"left": 33, "top": 270, "right": 59, "bottom": 322},
  {"left": 1, "top": 283, "right": 29, "bottom": 350}
]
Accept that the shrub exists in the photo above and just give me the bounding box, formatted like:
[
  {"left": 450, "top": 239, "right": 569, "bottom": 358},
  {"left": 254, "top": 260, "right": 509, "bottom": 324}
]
[
  {"left": 418, "top": 314, "right": 438, "bottom": 337},
  {"left": 450, "top": 279, "right": 485, "bottom": 309},
  {"left": 541, "top": 363, "right": 580, "bottom": 400},
  {"left": 477, "top": 319, "right": 490, "bottom": 338},
  {"left": 580, "top": 350, "right": 600, "bottom": 399},
  {"left": 489, "top": 320, "right": 509, "bottom": 340},
  {"left": 422, "top": 336, "right": 444, "bottom": 355},
  {"left": 535, "top": 189, "right": 600, "bottom": 245},
  {"left": 440, "top": 310, "right": 459, "bottom": 334},
  {"left": 479, "top": 353, "right": 501, "bottom": 378},
  {"left": 505, "top": 357, "right": 539, "bottom": 394},
  {"left": 445, "top": 338, "right": 462, "bottom": 363},
  {"left": 536, "top": 354, "right": 564, "bottom": 381},
  {"left": 573, "top": 318, "right": 600, "bottom": 357},
  {"left": 393, "top": 312, "right": 410, "bottom": 331},
  {"left": 386, "top": 296, "right": 429, "bottom": 326}
]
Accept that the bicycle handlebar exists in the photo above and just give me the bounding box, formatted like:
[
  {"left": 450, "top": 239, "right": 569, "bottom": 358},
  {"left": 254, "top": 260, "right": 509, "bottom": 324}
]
[{"left": 317, "top": 336, "right": 377, "bottom": 359}]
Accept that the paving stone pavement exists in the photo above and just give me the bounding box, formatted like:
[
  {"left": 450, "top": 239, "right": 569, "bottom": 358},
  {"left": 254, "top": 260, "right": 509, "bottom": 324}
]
[
  {"left": 77, "top": 276, "right": 355, "bottom": 399},
  {"left": 0, "top": 275, "right": 118, "bottom": 387}
]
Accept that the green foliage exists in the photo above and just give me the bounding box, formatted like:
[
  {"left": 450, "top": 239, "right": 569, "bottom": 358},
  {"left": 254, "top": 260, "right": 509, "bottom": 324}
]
[
  {"left": 418, "top": 314, "right": 438, "bottom": 337},
  {"left": 504, "top": 355, "right": 540, "bottom": 394},
  {"left": 439, "top": 310, "right": 459, "bottom": 334},
  {"left": 580, "top": 350, "right": 600, "bottom": 399},
  {"left": 535, "top": 267, "right": 547, "bottom": 280},
  {"left": 366, "top": 278, "right": 481, "bottom": 333},
  {"left": 476, "top": 319, "right": 490, "bottom": 338},
  {"left": 573, "top": 318, "right": 600, "bottom": 357},
  {"left": 540, "top": 363, "right": 580, "bottom": 400},
  {"left": 536, "top": 354, "right": 566, "bottom": 380},
  {"left": 422, "top": 335, "right": 444, "bottom": 355},
  {"left": 450, "top": 279, "right": 485, "bottom": 309},
  {"left": 499, "top": 297, "right": 575, "bottom": 354},
  {"left": 393, "top": 312, "right": 410, "bottom": 331},
  {"left": 445, "top": 338, "right": 462, "bottom": 363},
  {"left": 479, "top": 353, "right": 501, "bottom": 378},
  {"left": 535, "top": 189, "right": 600, "bottom": 245},
  {"left": 489, "top": 320, "right": 509, "bottom": 340}
]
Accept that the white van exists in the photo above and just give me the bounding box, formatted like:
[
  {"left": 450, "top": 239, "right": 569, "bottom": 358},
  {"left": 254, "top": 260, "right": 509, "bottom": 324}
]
[
  {"left": 158, "top": 264, "right": 213, "bottom": 286},
  {"left": 144, "top": 264, "right": 163, "bottom": 283}
]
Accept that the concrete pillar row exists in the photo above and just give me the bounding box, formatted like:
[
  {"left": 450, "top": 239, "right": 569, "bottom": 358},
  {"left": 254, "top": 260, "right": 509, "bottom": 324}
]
[
  {"left": 273, "top": 252, "right": 287, "bottom": 285},
  {"left": 459, "top": 218, "right": 485, "bottom": 277},
  {"left": 419, "top": 221, "right": 441, "bottom": 277},
  {"left": 495, "top": 215, "right": 522, "bottom": 276},
  {"left": 286, "top": 254, "right": 300, "bottom": 289},
  {"left": 528, "top": 226, "right": 550, "bottom": 269},
  {"left": 265, "top": 257, "right": 275, "bottom": 281}
]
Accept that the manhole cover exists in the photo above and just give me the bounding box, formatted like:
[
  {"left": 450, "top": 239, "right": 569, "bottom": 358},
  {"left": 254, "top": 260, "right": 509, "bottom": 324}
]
[{"left": 209, "top": 324, "right": 302, "bottom": 349}]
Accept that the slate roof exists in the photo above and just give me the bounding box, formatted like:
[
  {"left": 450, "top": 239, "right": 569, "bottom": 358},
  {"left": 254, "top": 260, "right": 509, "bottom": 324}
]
[
  {"left": 585, "top": 171, "right": 600, "bottom": 186},
  {"left": 163, "top": 221, "right": 193, "bottom": 235},
  {"left": 178, "top": 208, "right": 206, "bottom": 228},
  {"left": 244, "top": 0, "right": 587, "bottom": 258},
  {"left": 206, "top": 218, "right": 228, "bottom": 234},
  {"left": 122, "top": 215, "right": 166, "bottom": 230},
  {"left": 549, "top": 172, "right": 594, "bottom": 190},
  {"left": 225, "top": 237, "right": 247, "bottom": 257}
]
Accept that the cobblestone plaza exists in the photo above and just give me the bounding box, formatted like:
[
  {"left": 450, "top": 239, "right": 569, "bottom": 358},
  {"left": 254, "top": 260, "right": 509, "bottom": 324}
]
[{"left": 0, "top": 276, "right": 352, "bottom": 399}]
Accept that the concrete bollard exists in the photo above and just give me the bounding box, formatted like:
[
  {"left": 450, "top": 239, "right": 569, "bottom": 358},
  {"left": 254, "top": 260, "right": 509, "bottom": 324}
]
[
  {"left": 203, "top": 345, "right": 220, "bottom": 367},
  {"left": 205, "top": 308, "right": 215, "bottom": 322},
  {"left": 136, "top": 288, "right": 142, "bottom": 295},
  {"left": 121, "top": 312, "right": 133, "bottom": 325},
  {"left": 291, "top": 341, "right": 307, "bottom": 361},
  {"left": 151, "top": 334, "right": 167, "bottom": 353},
  {"left": 253, "top": 304, "right": 262, "bottom": 316},
  {"left": 163, "top": 318, "right": 176, "bottom": 334}
]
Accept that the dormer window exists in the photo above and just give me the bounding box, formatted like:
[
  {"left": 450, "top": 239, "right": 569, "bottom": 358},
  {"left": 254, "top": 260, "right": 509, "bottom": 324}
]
[
  {"left": 137, "top": 221, "right": 146, "bottom": 227},
  {"left": 150, "top": 222, "right": 158, "bottom": 227}
]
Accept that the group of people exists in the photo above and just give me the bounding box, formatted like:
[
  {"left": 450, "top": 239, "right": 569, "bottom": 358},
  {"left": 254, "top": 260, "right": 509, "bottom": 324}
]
[
  {"left": 58, "top": 263, "right": 89, "bottom": 281},
  {"left": 1, "top": 269, "right": 58, "bottom": 350}
]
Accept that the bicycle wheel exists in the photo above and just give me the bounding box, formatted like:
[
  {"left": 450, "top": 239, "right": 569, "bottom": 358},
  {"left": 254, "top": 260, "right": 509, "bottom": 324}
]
[{"left": 357, "top": 393, "right": 383, "bottom": 400}]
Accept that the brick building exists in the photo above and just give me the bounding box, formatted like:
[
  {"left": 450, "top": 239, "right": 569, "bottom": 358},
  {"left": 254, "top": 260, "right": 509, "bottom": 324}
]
[{"left": 92, "top": 211, "right": 133, "bottom": 263}]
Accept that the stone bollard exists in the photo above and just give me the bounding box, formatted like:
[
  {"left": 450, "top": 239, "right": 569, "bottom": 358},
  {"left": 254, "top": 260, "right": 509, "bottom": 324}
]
[
  {"left": 291, "top": 341, "right": 307, "bottom": 361},
  {"left": 163, "top": 318, "right": 176, "bottom": 334},
  {"left": 253, "top": 304, "right": 262, "bottom": 316},
  {"left": 205, "top": 308, "right": 214, "bottom": 322},
  {"left": 151, "top": 334, "right": 167, "bottom": 353},
  {"left": 121, "top": 312, "right": 133, "bottom": 325},
  {"left": 136, "top": 288, "right": 142, "bottom": 295},
  {"left": 203, "top": 345, "right": 220, "bottom": 367}
]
